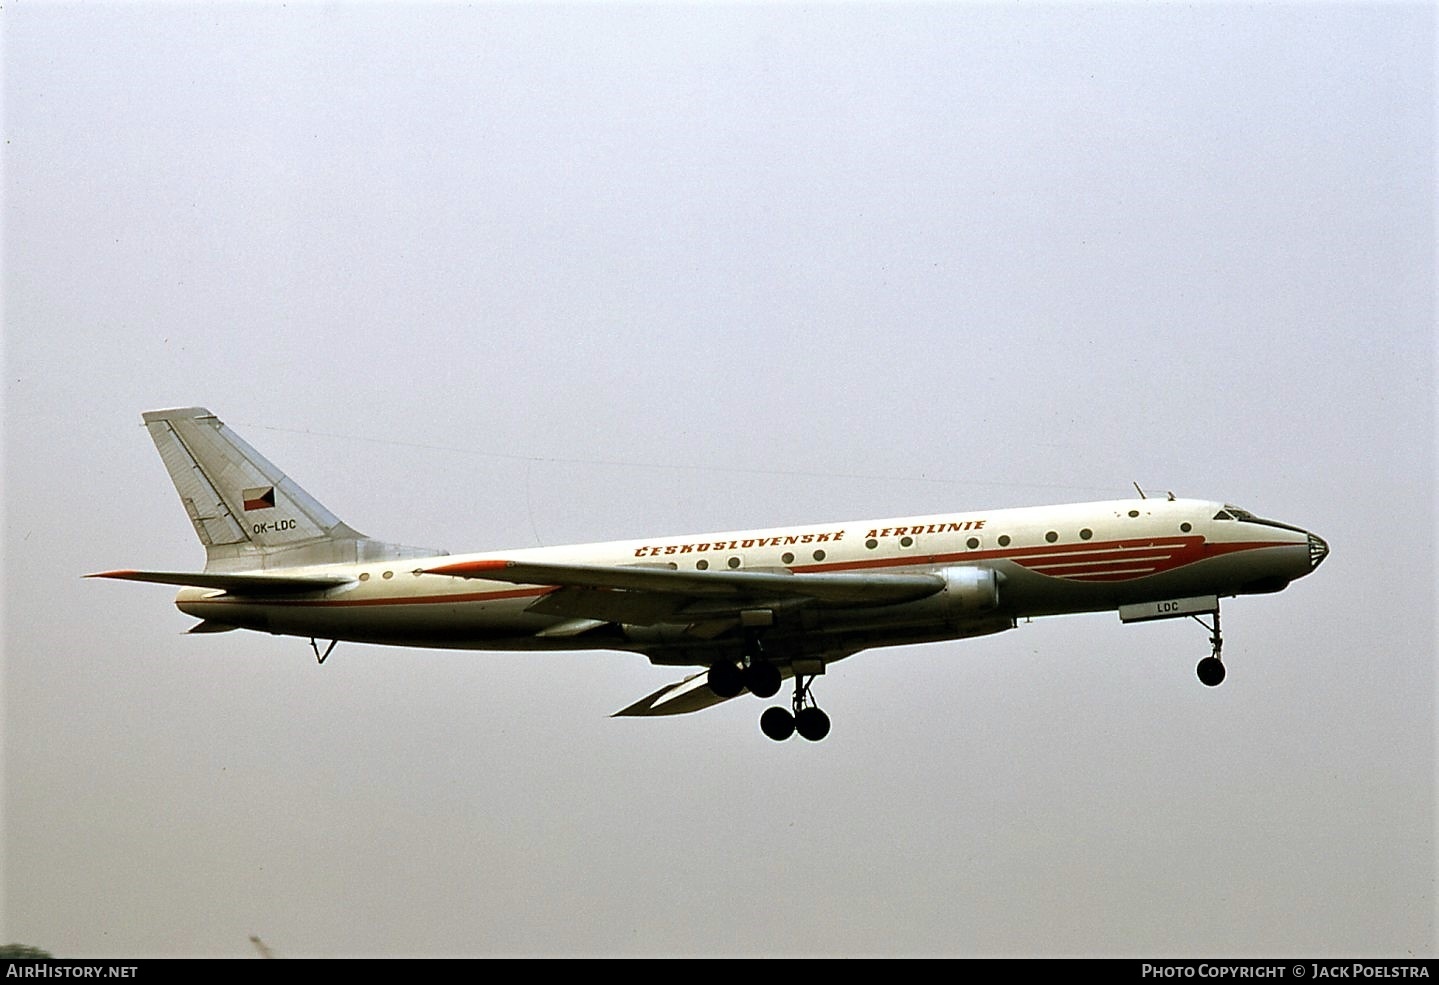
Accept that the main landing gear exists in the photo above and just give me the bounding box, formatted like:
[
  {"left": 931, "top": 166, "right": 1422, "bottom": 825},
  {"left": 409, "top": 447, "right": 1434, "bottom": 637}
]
[
  {"left": 1193, "top": 608, "right": 1225, "bottom": 687},
  {"left": 703, "top": 619, "right": 831, "bottom": 742},
  {"left": 705, "top": 626, "right": 782, "bottom": 699},
  {"left": 760, "top": 673, "right": 830, "bottom": 742}
]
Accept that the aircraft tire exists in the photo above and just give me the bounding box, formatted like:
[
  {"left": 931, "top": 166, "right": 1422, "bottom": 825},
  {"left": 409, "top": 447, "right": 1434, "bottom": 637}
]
[
  {"left": 744, "top": 662, "right": 782, "bottom": 699},
  {"left": 761, "top": 707, "right": 795, "bottom": 741},
  {"left": 1196, "top": 656, "right": 1226, "bottom": 687},
  {"left": 795, "top": 707, "right": 831, "bottom": 742},
  {"left": 707, "top": 661, "right": 744, "bottom": 698}
]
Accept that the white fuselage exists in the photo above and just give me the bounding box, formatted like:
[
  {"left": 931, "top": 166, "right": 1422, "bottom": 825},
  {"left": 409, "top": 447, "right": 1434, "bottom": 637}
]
[{"left": 174, "top": 497, "right": 1323, "bottom": 667}]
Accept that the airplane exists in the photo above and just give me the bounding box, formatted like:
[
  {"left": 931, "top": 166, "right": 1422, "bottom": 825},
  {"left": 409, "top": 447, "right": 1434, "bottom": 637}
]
[{"left": 90, "top": 407, "right": 1330, "bottom": 742}]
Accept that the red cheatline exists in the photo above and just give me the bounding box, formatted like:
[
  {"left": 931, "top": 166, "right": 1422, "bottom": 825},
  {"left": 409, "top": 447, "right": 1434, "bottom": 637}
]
[{"left": 423, "top": 559, "right": 511, "bottom": 577}]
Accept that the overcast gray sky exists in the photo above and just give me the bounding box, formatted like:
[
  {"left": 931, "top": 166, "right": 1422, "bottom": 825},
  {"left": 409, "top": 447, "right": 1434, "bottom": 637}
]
[{"left": 4, "top": 1, "right": 1434, "bottom": 958}]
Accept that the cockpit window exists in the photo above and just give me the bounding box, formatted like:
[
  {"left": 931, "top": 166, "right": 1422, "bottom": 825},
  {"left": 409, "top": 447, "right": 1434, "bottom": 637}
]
[{"left": 1216, "top": 505, "right": 1306, "bottom": 533}]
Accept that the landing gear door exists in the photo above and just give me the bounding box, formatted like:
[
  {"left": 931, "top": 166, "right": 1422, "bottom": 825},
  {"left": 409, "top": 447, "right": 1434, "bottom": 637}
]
[{"left": 1117, "top": 595, "right": 1219, "bottom": 624}]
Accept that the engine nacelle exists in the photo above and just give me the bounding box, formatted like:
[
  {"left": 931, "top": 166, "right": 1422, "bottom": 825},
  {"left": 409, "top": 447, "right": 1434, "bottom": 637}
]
[
  {"left": 935, "top": 565, "right": 1000, "bottom": 614},
  {"left": 823, "top": 565, "right": 1000, "bottom": 634},
  {"left": 786, "top": 564, "right": 1004, "bottom": 640}
]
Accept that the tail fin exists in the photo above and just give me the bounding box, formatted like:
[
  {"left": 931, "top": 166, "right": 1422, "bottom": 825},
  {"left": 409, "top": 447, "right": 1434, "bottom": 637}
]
[{"left": 141, "top": 407, "right": 440, "bottom": 571}]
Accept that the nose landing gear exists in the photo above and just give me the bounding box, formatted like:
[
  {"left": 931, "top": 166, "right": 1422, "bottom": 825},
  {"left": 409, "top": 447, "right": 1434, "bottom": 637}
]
[{"left": 1193, "top": 608, "right": 1225, "bottom": 687}]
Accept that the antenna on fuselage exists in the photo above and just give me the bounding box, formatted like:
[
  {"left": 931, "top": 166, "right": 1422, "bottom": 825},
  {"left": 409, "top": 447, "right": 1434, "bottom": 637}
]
[{"left": 1132, "top": 481, "right": 1147, "bottom": 499}]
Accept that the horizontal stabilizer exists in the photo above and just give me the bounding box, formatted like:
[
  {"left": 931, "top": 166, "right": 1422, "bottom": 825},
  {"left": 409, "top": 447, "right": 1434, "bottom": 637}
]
[{"left": 87, "top": 569, "right": 353, "bottom": 594}]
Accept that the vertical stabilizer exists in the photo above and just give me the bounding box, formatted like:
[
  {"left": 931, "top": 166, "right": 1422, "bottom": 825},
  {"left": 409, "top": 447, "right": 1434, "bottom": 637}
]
[{"left": 141, "top": 407, "right": 439, "bottom": 571}]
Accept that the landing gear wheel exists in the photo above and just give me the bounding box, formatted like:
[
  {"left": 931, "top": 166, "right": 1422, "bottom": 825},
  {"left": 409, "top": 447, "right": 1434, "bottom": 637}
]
[
  {"left": 1189, "top": 607, "right": 1228, "bottom": 688},
  {"left": 760, "top": 706, "right": 795, "bottom": 741},
  {"left": 744, "top": 661, "right": 782, "bottom": 699},
  {"left": 795, "top": 706, "right": 831, "bottom": 742},
  {"left": 763, "top": 667, "right": 832, "bottom": 742},
  {"left": 707, "top": 661, "right": 744, "bottom": 698},
  {"left": 1197, "top": 656, "right": 1226, "bottom": 687}
]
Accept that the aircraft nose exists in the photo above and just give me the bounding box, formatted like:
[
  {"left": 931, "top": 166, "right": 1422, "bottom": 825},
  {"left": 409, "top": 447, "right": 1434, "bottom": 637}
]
[{"left": 1307, "top": 532, "right": 1329, "bottom": 570}]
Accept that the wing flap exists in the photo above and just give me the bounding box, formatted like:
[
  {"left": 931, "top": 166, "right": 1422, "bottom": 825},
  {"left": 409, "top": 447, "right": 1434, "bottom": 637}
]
[
  {"left": 187, "top": 619, "right": 240, "bottom": 633},
  {"left": 612, "top": 671, "right": 746, "bottom": 717}
]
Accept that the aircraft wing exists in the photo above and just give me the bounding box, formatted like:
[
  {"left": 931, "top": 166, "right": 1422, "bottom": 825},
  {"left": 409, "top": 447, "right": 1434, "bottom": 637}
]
[
  {"left": 423, "top": 559, "right": 945, "bottom": 624},
  {"left": 427, "top": 560, "right": 921, "bottom": 716},
  {"left": 86, "top": 569, "right": 354, "bottom": 593}
]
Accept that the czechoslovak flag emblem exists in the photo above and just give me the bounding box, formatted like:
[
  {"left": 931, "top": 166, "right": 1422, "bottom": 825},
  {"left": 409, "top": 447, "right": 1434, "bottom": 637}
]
[{"left": 242, "top": 486, "right": 276, "bottom": 511}]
